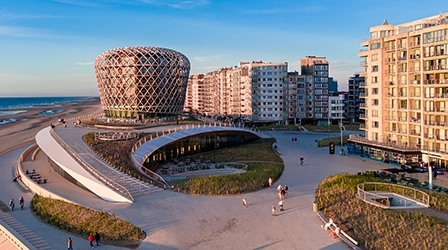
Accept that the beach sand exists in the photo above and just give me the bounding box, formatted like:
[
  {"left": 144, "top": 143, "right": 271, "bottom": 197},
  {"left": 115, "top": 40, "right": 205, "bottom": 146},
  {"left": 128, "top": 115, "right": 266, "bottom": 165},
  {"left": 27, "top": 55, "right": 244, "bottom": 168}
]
[{"left": 0, "top": 100, "right": 102, "bottom": 153}]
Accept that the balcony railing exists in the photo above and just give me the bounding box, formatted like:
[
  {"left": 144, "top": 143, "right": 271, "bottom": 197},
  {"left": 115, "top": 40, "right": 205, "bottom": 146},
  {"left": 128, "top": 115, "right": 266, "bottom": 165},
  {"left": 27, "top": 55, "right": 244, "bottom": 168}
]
[
  {"left": 385, "top": 58, "right": 396, "bottom": 63},
  {"left": 348, "top": 134, "right": 420, "bottom": 151},
  {"left": 385, "top": 69, "right": 396, "bottom": 74},
  {"left": 398, "top": 129, "right": 408, "bottom": 134},
  {"left": 409, "top": 106, "right": 421, "bottom": 111},
  {"left": 424, "top": 108, "right": 446, "bottom": 112},
  {"left": 409, "top": 41, "right": 421, "bottom": 47},
  {"left": 385, "top": 116, "right": 397, "bottom": 121},
  {"left": 409, "top": 80, "right": 421, "bottom": 85},
  {"left": 398, "top": 80, "right": 407, "bottom": 85},
  {"left": 424, "top": 65, "right": 447, "bottom": 71},
  {"left": 385, "top": 46, "right": 396, "bottom": 51},
  {"left": 409, "top": 54, "right": 421, "bottom": 59},
  {"left": 410, "top": 130, "right": 421, "bottom": 136},
  {"left": 423, "top": 79, "right": 448, "bottom": 85},
  {"left": 424, "top": 121, "right": 448, "bottom": 127},
  {"left": 410, "top": 117, "right": 421, "bottom": 123},
  {"left": 409, "top": 92, "right": 421, "bottom": 97},
  {"left": 424, "top": 93, "right": 448, "bottom": 98},
  {"left": 385, "top": 93, "right": 396, "bottom": 98}
]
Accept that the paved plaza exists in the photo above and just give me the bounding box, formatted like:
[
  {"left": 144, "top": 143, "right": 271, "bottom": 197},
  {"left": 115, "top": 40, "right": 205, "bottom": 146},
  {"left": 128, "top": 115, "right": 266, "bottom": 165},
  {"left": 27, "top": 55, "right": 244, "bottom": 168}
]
[{"left": 1, "top": 127, "right": 438, "bottom": 249}]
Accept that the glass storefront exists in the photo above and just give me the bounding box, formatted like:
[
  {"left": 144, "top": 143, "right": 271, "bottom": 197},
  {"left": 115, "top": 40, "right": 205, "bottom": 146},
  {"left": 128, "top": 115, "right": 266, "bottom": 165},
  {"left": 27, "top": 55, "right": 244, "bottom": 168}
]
[
  {"left": 347, "top": 142, "right": 422, "bottom": 167},
  {"left": 144, "top": 131, "right": 259, "bottom": 167}
]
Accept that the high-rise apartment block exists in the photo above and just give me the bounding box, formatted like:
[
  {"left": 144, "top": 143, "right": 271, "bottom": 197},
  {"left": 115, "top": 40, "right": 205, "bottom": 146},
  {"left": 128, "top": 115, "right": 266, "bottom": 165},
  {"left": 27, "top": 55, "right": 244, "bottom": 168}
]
[
  {"left": 352, "top": 13, "right": 448, "bottom": 167},
  {"left": 347, "top": 73, "right": 366, "bottom": 123},
  {"left": 186, "top": 56, "right": 334, "bottom": 125}
]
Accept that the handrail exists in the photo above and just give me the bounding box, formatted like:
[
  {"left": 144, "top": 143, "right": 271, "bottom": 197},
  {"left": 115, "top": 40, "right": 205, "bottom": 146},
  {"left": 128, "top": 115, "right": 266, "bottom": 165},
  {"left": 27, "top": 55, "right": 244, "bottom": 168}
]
[
  {"left": 0, "top": 139, "right": 35, "bottom": 157},
  {"left": 357, "top": 182, "right": 430, "bottom": 208},
  {"left": 49, "top": 128, "right": 134, "bottom": 202},
  {"left": 129, "top": 123, "right": 269, "bottom": 186}
]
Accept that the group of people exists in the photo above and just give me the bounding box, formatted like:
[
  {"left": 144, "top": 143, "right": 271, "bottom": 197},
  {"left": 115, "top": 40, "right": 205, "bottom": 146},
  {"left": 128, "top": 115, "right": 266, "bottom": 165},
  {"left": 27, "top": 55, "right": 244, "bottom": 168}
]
[
  {"left": 321, "top": 217, "right": 341, "bottom": 238},
  {"left": 68, "top": 232, "right": 101, "bottom": 249},
  {"left": 271, "top": 182, "right": 288, "bottom": 217},
  {"left": 9, "top": 196, "right": 25, "bottom": 211}
]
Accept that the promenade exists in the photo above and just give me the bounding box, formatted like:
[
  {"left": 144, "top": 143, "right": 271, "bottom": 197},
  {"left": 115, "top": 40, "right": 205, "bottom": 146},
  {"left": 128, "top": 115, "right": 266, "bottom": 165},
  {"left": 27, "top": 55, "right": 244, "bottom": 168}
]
[{"left": 2, "top": 127, "right": 443, "bottom": 249}]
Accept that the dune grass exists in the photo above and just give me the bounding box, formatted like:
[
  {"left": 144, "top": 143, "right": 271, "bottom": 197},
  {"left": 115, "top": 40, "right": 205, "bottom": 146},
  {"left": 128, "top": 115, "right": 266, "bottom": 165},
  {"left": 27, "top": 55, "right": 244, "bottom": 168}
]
[
  {"left": 30, "top": 195, "right": 144, "bottom": 245},
  {"left": 174, "top": 138, "right": 284, "bottom": 195},
  {"left": 316, "top": 174, "right": 448, "bottom": 249}
]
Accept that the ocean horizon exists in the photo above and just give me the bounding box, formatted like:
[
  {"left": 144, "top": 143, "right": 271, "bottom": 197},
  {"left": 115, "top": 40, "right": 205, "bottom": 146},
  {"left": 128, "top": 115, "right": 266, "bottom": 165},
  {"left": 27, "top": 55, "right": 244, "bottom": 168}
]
[{"left": 0, "top": 96, "right": 99, "bottom": 110}]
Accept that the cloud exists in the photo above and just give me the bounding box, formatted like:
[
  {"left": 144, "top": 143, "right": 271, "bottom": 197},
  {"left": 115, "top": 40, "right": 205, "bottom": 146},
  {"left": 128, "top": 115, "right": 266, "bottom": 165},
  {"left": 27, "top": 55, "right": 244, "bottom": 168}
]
[
  {"left": 193, "top": 54, "right": 223, "bottom": 62},
  {"left": 76, "top": 62, "right": 94, "bottom": 66},
  {"left": 0, "top": 12, "right": 60, "bottom": 20},
  {"left": 140, "top": 0, "right": 209, "bottom": 9},
  {"left": 0, "top": 25, "right": 55, "bottom": 38}
]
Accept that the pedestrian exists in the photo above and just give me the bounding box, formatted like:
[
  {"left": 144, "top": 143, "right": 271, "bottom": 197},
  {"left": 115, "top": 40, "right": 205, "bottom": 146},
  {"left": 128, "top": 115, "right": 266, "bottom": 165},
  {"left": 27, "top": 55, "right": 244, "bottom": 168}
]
[
  {"left": 88, "top": 233, "right": 95, "bottom": 248},
  {"left": 94, "top": 232, "right": 101, "bottom": 246},
  {"left": 279, "top": 200, "right": 284, "bottom": 211},
  {"left": 294, "top": 137, "right": 297, "bottom": 143},
  {"left": 277, "top": 184, "right": 283, "bottom": 200},
  {"left": 19, "top": 196, "right": 24, "bottom": 210},
  {"left": 68, "top": 237, "right": 73, "bottom": 250},
  {"left": 242, "top": 197, "right": 248, "bottom": 207},
  {"left": 272, "top": 204, "right": 276, "bottom": 217},
  {"left": 268, "top": 177, "right": 273, "bottom": 187},
  {"left": 284, "top": 184, "right": 289, "bottom": 196},
  {"left": 9, "top": 198, "right": 15, "bottom": 211}
]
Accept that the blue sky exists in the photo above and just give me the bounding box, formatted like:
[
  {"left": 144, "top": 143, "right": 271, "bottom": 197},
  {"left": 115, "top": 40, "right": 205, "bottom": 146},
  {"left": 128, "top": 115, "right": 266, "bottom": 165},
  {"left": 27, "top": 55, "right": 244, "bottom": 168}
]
[{"left": 0, "top": 0, "right": 446, "bottom": 96}]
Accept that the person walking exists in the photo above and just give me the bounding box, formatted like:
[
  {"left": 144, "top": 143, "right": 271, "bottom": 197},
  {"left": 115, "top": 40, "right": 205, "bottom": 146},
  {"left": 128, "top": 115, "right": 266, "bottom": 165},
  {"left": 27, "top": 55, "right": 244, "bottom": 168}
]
[
  {"left": 277, "top": 184, "right": 284, "bottom": 200},
  {"left": 268, "top": 177, "right": 273, "bottom": 187},
  {"left": 284, "top": 184, "right": 289, "bottom": 197},
  {"left": 9, "top": 198, "right": 15, "bottom": 211},
  {"left": 88, "top": 233, "right": 95, "bottom": 248},
  {"left": 242, "top": 197, "right": 248, "bottom": 207},
  {"left": 279, "top": 200, "right": 284, "bottom": 211},
  {"left": 271, "top": 204, "right": 276, "bottom": 217},
  {"left": 19, "top": 196, "right": 24, "bottom": 211},
  {"left": 94, "top": 232, "right": 101, "bottom": 246},
  {"left": 68, "top": 237, "right": 73, "bottom": 250}
]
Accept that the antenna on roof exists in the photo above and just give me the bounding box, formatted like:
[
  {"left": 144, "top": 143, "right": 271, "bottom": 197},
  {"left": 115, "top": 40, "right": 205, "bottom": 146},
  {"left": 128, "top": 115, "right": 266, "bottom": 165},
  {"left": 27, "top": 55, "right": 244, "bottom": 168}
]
[{"left": 382, "top": 18, "right": 388, "bottom": 25}]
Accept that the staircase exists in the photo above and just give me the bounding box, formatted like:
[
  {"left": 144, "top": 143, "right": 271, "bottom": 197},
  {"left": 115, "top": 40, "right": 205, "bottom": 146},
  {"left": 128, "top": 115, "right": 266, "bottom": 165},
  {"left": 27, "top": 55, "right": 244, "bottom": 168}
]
[{"left": 0, "top": 211, "right": 52, "bottom": 250}]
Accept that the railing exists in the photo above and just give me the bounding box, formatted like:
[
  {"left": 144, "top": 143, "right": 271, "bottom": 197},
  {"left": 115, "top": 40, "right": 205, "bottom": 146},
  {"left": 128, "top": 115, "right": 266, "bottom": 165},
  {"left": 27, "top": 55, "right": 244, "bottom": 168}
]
[
  {"left": 348, "top": 134, "right": 420, "bottom": 151},
  {"left": 423, "top": 79, "right": 448, "bottom": 85},
  {"left": 49, "top": 129, "right": 133, "bottom": 202},
  {"left": 130, "top": 123, "right": 269, "bottom": 187},
  {"left": 357, "top": 182, "right": 430, "bottom": 208}
]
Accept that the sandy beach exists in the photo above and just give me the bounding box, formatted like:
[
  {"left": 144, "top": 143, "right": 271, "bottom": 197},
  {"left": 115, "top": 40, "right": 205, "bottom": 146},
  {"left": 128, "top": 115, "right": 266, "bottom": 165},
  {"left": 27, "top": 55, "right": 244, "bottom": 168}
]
[{"left": 0, "top": 99, "right": 102, "bottom": 153}]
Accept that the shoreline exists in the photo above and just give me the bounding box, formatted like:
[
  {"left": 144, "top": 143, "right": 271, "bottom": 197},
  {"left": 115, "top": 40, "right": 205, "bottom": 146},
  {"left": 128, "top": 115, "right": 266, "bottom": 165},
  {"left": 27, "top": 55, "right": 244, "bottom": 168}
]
[{"left": 0, "top": 100, "right": 102, "bottom": 153}]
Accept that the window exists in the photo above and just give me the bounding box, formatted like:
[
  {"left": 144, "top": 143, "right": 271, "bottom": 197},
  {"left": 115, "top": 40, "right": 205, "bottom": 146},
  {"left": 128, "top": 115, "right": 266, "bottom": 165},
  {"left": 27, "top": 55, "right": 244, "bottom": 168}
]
[
  {"left": 372, "top": 88, "right": 378, "bottom": 94},
  {"left": 372, "top": 99, "right": 379, "bottom": 105},
  {"left": 370, "top": 42, "right": 381, "bottom": 50},
  {"left": 372, "top": 66, "right": 379, "bottom": 72}
]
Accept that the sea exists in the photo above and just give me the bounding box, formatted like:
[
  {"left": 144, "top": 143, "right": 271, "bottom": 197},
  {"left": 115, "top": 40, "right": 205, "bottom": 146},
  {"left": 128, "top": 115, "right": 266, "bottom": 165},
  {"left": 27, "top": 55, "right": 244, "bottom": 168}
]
[{"left": 0, "top": 96, "right": 97, "bottom": 126}]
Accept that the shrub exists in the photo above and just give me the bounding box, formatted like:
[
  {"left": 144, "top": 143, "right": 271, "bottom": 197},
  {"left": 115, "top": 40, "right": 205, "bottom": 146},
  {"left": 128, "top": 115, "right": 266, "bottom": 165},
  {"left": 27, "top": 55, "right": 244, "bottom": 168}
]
[{"left": 30, "top": 195, "right": 144, "bottom": 242}]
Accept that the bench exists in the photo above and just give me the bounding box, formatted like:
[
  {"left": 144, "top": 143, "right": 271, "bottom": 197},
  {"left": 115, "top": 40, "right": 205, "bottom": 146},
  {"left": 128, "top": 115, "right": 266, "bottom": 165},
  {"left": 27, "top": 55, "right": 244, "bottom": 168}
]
[{"left": 317, "top": 211, "right": 360, "bottom": 250}]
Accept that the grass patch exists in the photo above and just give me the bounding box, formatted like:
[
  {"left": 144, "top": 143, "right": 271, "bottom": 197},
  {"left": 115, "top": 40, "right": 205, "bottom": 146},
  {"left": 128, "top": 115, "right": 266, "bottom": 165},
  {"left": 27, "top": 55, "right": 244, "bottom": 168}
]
[
  {"left": 317, "top": 136, "right": 349, "bottom": 147},
  {"left": 31, "top": 195, "right": 144, "bottom": 247},
  {"left": 173, "top": 138, "right": 284, "bottom": 195},
  {"left": 316, "top": 174, "right": 448, "bottom": 249},
  {"left": 83, "top": 132, "right": 155, "bottom": 183}
]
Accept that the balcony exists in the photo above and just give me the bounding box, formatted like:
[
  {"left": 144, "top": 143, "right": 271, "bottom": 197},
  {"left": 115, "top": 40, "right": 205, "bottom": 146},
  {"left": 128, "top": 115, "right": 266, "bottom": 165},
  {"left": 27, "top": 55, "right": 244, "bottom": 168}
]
[
  {"left": 384, "top": 127, "right": 397, "bottom": 133},
  {"left": 398, "top": 92, "right": 407, "bottom": 97},
  {"left": 359, "top": 103, "right": 367, "bottom": 109},
  {"left": 409, "top": 106, "right": 421, "bottom": 111},
  {"left": 386, "top": 81, "right": 395, "bottom": 86},
  {"left": 348, "top": 134, "right": 420, "bottom": 151},
  {"left": 359, "top": 114, "right": 368, "bottom": 119},
  {"left": 384, "top": 104, "right": 396, "bottom": 109},
  {"left": 359, "top": 123, "right": 368, "bottom": 130},
  {"left": 385, "top": 58, "right": 396, "bottom": 63},
  {"left": 410, "top": 130, "right": 421, "bottom": 136},
  {"left": 359, "top": 72, "right": 367, "bottom": 77},
  {"left": 409, "top": 41, "right": 421, "bottom": 47},
  {"left": 423, "top": 79, "right": 448, "bottom": 85},
  {"left": 424, "top": 108, "right": 446, "bottom": 113},
  {"left": 424, "top": 65, "right": 447, "bottom": 71},
  {"left": 409, "top": 80, "right": 421, "bottom": 85},
  {"left": 397, "top": 129, "right": 408, "bottom": 135},
  {"left": 359, "top": 61, "right": 368, "bottom": 67},
  {"left": 385, "top": 116, "right": 397, "bottom": 121},
  {"left": 385, "top": 45, "right": 396, "bottom": 51},
  {"left": 424, "top": 120, "right": 448, "bottom": 127},
  {"left": 398, "top": 80, "right": 407, "bottom": 85},
  {"left": 359, "top": 82, "right": 366, "bottom": 87},
  {"left": 385, "top": 69, "right": 395, "bottom": 74},
  {"left": 398, "top": 56, "right": 407, "bottom": 61},
  {"left": 384, "top": 92, "right": 396, "bottom": 98},
  {"left": 409, "top": 54, "right": 421, "bottom": 60},
  {"left": 424, "top": 93, "right": 448, "bottom": 99}
]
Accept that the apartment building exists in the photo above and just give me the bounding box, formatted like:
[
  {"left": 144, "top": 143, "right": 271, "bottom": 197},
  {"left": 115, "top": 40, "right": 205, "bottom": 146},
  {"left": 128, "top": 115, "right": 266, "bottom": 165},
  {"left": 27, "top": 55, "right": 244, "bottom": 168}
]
[
  {"left": 329, "top": 94, "right": 345, "bottom": 121},
  {"left": 347, "top": 73, "right": 366, "bottom": 123},
  {"left": 249, "top": 61, "right": 288, "bottom": 122},
  {"left": 300, "top": 56, "right": 330, "bottom": 125},
  {"left": 351, "top": 13, "right": 448, "bottom": 168}
]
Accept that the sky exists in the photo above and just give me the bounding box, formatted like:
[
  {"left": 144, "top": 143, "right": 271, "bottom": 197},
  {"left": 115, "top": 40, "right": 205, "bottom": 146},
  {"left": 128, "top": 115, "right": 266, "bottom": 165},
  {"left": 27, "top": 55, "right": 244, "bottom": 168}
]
[{"left": 0, "top": 0, "right": 446, "bottom": 97}]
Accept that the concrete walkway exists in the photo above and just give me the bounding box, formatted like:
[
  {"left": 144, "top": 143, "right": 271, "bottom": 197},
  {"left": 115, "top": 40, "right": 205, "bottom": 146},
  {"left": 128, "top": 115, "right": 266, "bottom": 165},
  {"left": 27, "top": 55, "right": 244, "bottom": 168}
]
[{"left": 1, "top": 127, "right": 432, "bottom": 249}]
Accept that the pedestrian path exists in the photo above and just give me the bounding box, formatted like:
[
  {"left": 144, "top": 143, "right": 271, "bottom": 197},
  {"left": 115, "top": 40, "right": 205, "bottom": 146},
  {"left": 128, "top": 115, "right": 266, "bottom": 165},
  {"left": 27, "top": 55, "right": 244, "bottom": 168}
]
[
  {"left": 0, "top": 211, "right": 52, "bottom": 250},
  {"left": 55, "top": 127, "right": 164, "bottom": 198}
]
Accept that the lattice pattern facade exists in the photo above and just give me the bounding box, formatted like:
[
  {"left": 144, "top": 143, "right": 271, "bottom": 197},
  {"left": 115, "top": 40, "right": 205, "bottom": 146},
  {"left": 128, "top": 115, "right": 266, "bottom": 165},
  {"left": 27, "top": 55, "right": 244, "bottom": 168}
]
[{"left": 94, "top": 46, "right": 190, "bottom": 118}]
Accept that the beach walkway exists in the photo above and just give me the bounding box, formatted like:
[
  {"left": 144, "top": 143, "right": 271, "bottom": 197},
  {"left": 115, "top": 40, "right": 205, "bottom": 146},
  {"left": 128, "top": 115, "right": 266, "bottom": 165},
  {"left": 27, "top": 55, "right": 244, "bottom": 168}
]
[{"left": 3, "top": 127, "right": 448, "bottom": 249}]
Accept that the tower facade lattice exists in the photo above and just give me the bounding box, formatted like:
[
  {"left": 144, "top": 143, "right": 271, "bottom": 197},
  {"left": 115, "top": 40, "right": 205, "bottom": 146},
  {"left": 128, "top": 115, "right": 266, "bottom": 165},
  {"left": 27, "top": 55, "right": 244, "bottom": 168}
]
[{"left": 94, "top": 46, "right": 190, "bottom": 118}]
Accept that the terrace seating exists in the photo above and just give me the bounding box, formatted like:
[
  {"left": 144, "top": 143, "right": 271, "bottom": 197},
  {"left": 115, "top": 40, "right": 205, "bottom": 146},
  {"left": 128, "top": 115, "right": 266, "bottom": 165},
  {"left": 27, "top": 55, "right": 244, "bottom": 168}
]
[{"left": 25, "top": 169, "right": 47, "bottom": 184}]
